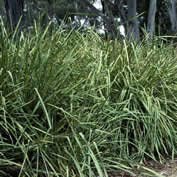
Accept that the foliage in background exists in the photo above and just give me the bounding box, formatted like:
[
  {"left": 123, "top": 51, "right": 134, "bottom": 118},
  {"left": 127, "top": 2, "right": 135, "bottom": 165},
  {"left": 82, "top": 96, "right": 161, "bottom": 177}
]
[{"left": 1, "top": 0, "right": 177, "bottom": 40}]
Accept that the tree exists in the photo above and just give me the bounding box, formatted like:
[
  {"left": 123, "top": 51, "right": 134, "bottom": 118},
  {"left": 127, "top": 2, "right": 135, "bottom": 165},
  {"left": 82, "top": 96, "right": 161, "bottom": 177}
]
[
  {"left": 147, "top": 0, "right": 157, "bottom": 39},
  {"left": 169, "top": 0, "right": 177, "bottom": 33},
  {"left": 4, "top": 0, "right": 24, "bottom": 30},
  {"left": 1, "top": 0, "right": 177, "bottom": 40},
  {"left": 127, "top": 0, "right": 139, "bottom": 40}
]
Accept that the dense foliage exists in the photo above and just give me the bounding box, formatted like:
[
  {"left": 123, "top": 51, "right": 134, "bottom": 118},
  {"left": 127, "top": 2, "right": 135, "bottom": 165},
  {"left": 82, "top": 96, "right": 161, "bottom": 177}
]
[{"left": 0, "top": 21, "right": 177, "bottom": 176}]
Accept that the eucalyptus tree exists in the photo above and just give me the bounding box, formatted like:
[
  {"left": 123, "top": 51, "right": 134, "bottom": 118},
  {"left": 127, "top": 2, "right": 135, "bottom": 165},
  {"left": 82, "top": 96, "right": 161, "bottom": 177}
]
[
  {"left": 2, "top": 0, "right": 177, "bottom": 40},
  {"left": 169, "top": 0, "right": 177, "bottom": 33},
  {"left": 127, "top": 0, "right": 139, "bottom": 40},
  {"left": 4, "top": 0, "right": 24, "bottom": 30},
  {"left": 100, "top": 0, "right": 119, "bottom": 38},
  {"left": 147, "top": 0, "right": 157, "bottom": 39}
]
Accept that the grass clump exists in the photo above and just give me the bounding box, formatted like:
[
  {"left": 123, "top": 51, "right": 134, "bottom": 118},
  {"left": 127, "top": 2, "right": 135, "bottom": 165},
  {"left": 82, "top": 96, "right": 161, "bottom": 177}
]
[{"left": 0, "top": 21, "right": 177, "bottom": 177}]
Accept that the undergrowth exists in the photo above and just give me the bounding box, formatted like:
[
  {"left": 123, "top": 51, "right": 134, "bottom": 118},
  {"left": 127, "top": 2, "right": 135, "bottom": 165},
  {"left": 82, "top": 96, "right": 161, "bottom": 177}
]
[{"left": 0, "top": 21, "right": 177, "bottom": 177}]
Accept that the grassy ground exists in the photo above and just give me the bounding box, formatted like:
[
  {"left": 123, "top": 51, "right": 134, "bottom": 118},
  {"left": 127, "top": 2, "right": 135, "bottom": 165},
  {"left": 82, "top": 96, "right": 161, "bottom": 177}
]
[{"left": 1, "top": 21, "right": 177, "bottom": 177}]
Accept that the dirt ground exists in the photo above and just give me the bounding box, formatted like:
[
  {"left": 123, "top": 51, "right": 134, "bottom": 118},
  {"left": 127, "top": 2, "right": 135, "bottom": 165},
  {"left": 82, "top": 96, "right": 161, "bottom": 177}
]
[
  {"left": 107, "top": 158, "right": 177, "bottom": 177},
  {"left": 142, "top": 158, "right": 177, "bottom": 177}
]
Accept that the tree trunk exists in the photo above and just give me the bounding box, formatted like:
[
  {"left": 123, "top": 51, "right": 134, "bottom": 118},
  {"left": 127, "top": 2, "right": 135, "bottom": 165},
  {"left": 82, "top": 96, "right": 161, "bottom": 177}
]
[
  {"left": 4, "top": 0, "right": 24, "bottom": 31},
  {"left": 80, "top": 0, "right": 115, "bottom": 38},
  {"left": 168, "top": 0, "right": 177, "bottom": 33},
  {"left": 127, "top": 0, "right": 139, "bottom": 40},
  {"left": 101, "top": 0, "right": 116, "bottom": 39},
  {"left": 101, "top": 0, "right": 107, "bottom": 39},
  {"left": 147, "top": 0, "right": 157, "bottom": 39}
]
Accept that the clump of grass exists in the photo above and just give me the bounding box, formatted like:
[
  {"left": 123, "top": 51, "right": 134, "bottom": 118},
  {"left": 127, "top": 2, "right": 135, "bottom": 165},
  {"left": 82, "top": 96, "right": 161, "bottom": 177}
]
[{"left": 0, "top": 19, "right": 177, "bottom": 177}]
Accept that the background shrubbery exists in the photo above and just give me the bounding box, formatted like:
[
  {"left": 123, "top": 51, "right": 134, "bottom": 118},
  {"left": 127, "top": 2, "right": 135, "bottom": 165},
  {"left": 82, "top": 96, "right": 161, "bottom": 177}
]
[{"left": 1, "top": 22, "right": 177, "bottom": 177}]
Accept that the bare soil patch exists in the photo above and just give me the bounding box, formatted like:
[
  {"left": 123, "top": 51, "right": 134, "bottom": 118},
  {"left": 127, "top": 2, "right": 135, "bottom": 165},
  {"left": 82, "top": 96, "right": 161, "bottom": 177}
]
[{"left": 106, "top": 158, "right": 177, "bottom": 177}]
